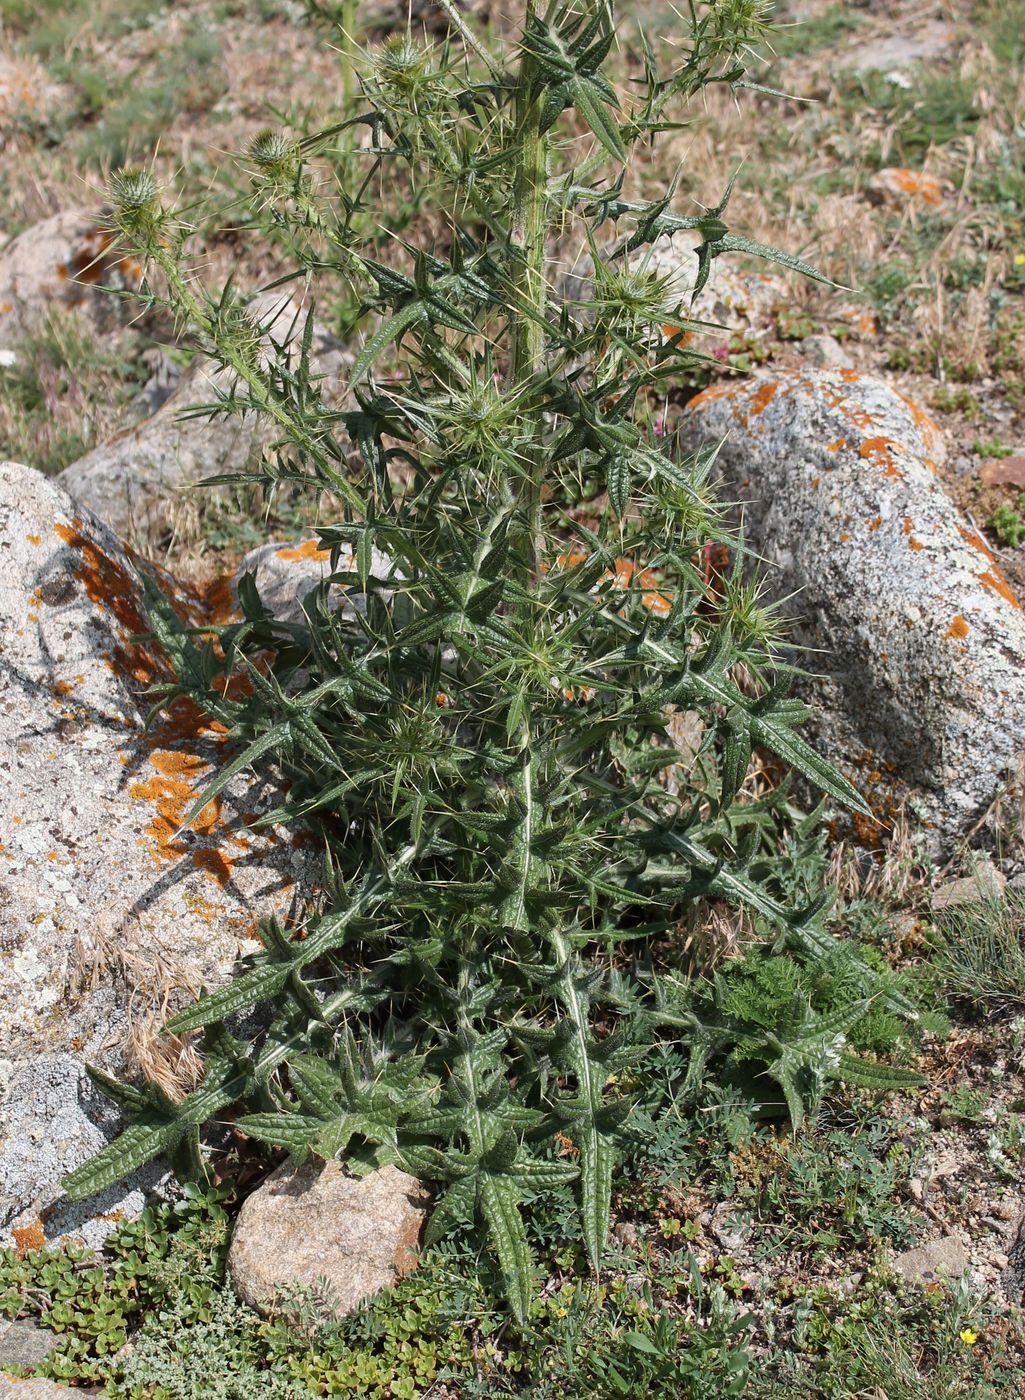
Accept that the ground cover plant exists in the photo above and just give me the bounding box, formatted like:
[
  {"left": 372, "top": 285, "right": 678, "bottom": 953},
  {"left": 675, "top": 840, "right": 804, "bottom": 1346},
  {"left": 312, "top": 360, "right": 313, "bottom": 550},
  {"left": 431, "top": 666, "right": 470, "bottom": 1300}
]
[{"left": 52, "top": 0, "right": 937, "bottom": 1324}]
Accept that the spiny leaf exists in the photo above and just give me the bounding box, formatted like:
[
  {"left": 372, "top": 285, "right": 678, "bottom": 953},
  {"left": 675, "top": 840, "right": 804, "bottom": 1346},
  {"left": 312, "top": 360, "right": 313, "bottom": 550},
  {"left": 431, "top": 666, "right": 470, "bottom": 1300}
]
[{"left": 480, "top": 1173, "right": 533, "bottom": 1322}]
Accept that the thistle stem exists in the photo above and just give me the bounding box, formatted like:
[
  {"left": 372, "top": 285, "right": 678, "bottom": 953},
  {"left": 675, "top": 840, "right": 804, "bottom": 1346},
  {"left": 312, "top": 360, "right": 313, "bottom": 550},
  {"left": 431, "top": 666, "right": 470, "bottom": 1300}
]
[{"left": 509, "top": 0, "right": 549, "bottom": 573}]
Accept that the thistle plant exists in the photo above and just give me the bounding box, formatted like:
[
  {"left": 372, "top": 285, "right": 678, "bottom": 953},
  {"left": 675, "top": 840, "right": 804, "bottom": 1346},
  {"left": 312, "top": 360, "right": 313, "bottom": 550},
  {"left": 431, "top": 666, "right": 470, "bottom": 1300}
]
[{"left": 66, "top": 0, "right": 919, "bottom": 1319}]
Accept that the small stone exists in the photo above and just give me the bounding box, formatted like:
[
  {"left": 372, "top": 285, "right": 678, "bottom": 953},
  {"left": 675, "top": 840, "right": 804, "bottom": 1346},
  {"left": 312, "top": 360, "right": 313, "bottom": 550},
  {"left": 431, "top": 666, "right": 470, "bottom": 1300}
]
[
  {"left": 612, "top": 1220, "right": 640, "bottom": 1249},
  {"left": 801, "top": 334, "right": 853, "bottom": 370},
  {"left": 710, "top": 1200, "right": 751, "bottom": 1254},
  {"left": 932, "top": 861, "right": 1007, "bottom": 911},
  {"left": 843, "top": 23, "right": 955, "bottom": 74},
  {"left": 867, "top": 168, "right": 947, "bottom": 209},
  {"left": 0, "top": 209, "right": 140, "bottom": 350},
  {"left": 0, "top": 1379, "right": 75, "bottom": 1398},
  {"left": 891, "top": 1234, "right": 969, "bottom": 1284},
  {"left": 0, "top": 1318, "right": 58, "bottom": 1370},
  {"left": 228, "top": 1161, "right": 429, "bottom": 1322},
  {"left": 991, "top": 1252, "right": 1010, "bottom": 1270},
  {"left": 232, "top": 535, "right": 393, "bottom": 626}
]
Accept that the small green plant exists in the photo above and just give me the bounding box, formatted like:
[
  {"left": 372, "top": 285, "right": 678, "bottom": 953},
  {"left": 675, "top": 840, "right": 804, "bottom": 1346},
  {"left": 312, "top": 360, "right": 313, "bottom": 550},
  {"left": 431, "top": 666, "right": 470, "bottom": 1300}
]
[
  {"left": 933, "top": 890, "right": 1025, "bottom": 1008},
  {"left": 0, "top": 1184, "right": 231, "bottom": 1385},
  {"left": 972, "top": 438, "right": 1013, "bottom": 459},
  {"left": 987, "top": 495, "right": 1025, "bottom": 548},
  {"left": 931, "top": 384, "right": 980, "bottom": 418},
  {"left": 752, "top": 1273, "right": 1011, "bottom": 1400},
  {"left": 940, "top": 1084, "right": 990, "bottom": 1124},
  {"left": 63, "top": 0, "right": 923, "bottom": 1320}
]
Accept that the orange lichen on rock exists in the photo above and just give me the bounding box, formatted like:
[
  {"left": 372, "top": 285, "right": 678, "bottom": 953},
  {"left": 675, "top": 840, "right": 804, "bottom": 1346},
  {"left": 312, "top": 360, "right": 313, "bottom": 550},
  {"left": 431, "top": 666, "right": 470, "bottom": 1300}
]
[
  {"left": 874, "top": 168, "right": 945, "bottom": 206},
  {"left": 946, "top": 615, "right": 970, "bottom": 639},
  {"left": 859, "top": 436, "right": 897, "bottom": 467},
  {"left": 662, "top": 324, "right": 695, "bottom": 347},
  {"left": 27, "top": 533, "right": 41, "bottom": 546},
  {"left": 12, "top": 1219, "right": 46, "bottom": 1257},
  {"left": 276, "top": 539, "right": 331, "bottom": 563},
  {"left": 826, "top": 438, "right": 846, "bottom": 452},
  {"left": 552, "top": 552, "right": 672, "bottom": 615},
  {"left": 908, "top": 537, "right": 923, "bottom": 551},
  {"left": 201, "top": 572, "right": 239, "bottom": 625},
  {"left": 980, "top": 570, "right": 1022, "bottom": 610},
  {"left": 869, "top": 517, "right": 882, "bottom": 532},
  {"left": 893, "top": 389, "right": 943, "bottom": 454},
  {"left": 685, "top": 380, "right": 737, "bottom": 411},
  {"left": 602, "top": 558, "right": 672, "bottom": 616},
  {"left": 131, "top": 749, "right": 221, "bottom": 850},
  {"left": 958, "top": 525, "right": 996, "bottom": 563},
  {"left": 747, "top": 381, "right": 778, "bottom": 417},
  {"left": 55, "top": 520, "right": 172, "bottom": 685}
]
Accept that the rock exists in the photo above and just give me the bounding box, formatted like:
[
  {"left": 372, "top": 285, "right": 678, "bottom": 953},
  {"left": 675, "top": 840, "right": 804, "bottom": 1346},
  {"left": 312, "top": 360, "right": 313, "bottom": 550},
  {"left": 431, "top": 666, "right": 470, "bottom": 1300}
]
[
  {"left": 59, "top": 294, "right": 352, "bottom": 544},
  {"left": 709, "top": 1201, "right": 752, "bottom": 1254},
  {"left": 662, "top": 259, "right": 787, "bottom": 361},
  {"left": 867, "top": 168, "right": 947, "bottom": 209},
  {"left": 0, "top": 1319, "right": 58, "bottom": 1372},
  {"left": 0, "top": 209, "right": 140, "bottom": 349},
  {"left": 233, "top": 536, "right": 394, "bottom": 625},
  {"left": 0, "top": 1379, "right": 74, "bottom": 1398},
  {"left": 842, "top": 22, "right": 956, "bottom": 75},
  {"left": 932, "top": 860, "right": 1007, "bottom": 911},
  {"left": 891, "top": 1234, "right": 969, "bottom": 1284},
  {"left": 801, "top": 334, "right": 853, "bottom": 370},
  {"left": 0, "top": 462, "right": 317, "bottom": 1247},
  {"left": 679, "top": 370, "right": 1025, "bottom": 848},
  {"left": 979, "top": 456, "right": 1025, "bottom": 488},
  {"left": 228, "top": 1161, "right": 429, "bottom": 1321},
  {"left": 0, "top": 53, "right": 64, "bottom": 130},
  {"left": 129, "top": 347, "right": 183, "bottom": 418}
]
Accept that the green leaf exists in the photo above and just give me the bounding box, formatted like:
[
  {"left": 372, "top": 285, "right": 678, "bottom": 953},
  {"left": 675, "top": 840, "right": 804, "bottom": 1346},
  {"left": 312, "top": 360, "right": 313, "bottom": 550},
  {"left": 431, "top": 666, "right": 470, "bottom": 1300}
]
[
  {"left": 63, "top": 1119, "right": 187, "bottom": 1200},
  {"left": 351, "top": 300, "right": 428, "bottom": 385},
  {"left": 166, "top": 960, "right": 291, "bottom": 1033},
  {"left": 569, "top": 76, "right": 626, "bottom": 162},
  {"left": 480, "top": 1173, "right": 533, "bottom": 1323},
  {"left": 836, "top": 1054, "right": 926, "bottom": 1091},
  {"left": 749, "top": 715, "right": 870, "bottom": 814},
  {"left": 177, "top": 722, "right": 293, "bottom": 834},
  {"left": 623, "top": 1331, "right": 661, "bottom": 1356},
  {"left": 716, "top": 233, "right": 842, "bottom": 288},
  {"left": 606, "top": 453, "right": 631, "bottom": 517},
  {"left": 235, "top": 1114, "right": 321, "bottom": 1152}
]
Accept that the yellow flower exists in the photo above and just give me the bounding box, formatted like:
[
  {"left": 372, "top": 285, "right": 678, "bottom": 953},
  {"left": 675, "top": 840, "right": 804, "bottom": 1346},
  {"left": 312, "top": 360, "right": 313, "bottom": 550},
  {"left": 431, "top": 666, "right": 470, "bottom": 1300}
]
[
  {"left": 959, "top": 1328, "right": 979, "bottom": 1346},
  {"left": 556, "top": 1306, "right": 568, "bottom": 1318},
  {"left": 1015, "top": 252, "right": 1025, "bottom": 267}
]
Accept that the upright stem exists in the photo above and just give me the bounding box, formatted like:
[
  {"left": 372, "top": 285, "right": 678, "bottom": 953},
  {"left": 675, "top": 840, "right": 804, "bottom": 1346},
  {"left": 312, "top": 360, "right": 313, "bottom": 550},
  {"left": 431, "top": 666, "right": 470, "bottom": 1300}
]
[{"left": 509, "top": 0, "right": 549, "bottom": 572}]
